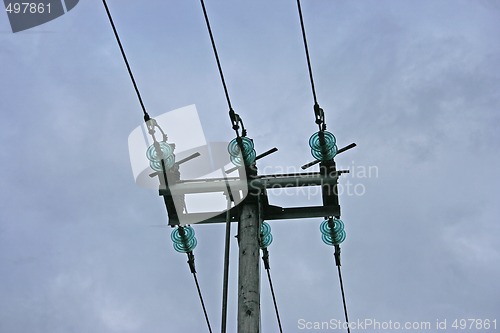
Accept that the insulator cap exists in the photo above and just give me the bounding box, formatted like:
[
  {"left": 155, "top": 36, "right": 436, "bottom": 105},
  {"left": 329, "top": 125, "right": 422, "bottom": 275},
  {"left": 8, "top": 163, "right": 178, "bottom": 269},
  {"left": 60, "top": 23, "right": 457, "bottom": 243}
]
[
  {"left": 171, "top": 226, "right": 198, "bottom": 253},
  {"left": 320, "top": 218, "right": 346, "bottom": 246},
  {"left": 259, "top": 221, "right": 273, "bottom": 249},
  {"left": 146, "top": 142, "right": 175, "bottom": 171},
  {"left": 228, "top": 137, "right": 256, "bottom": 166},
  {"left": 309, "top": 131, "right": 338, "bottom": 161}
]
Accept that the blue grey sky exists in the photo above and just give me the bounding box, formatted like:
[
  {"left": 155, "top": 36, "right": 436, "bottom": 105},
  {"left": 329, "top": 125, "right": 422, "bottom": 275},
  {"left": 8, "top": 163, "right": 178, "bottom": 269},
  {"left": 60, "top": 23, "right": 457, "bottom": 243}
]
[{"left": 1, "top": 0, "right": 499, "bottom": 332}]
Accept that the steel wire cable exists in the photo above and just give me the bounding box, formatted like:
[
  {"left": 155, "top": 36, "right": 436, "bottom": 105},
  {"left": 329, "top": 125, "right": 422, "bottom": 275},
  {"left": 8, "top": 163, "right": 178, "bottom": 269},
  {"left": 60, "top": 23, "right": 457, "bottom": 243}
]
[
  {"left": 193, "top": 270, "right": 214, "bottom": 333},
  {"left": 199, "top": 0, "right": 233, "bottom": 112},
  {"left": 265, "top": 265, "right": 283, "bottom": 333},
  {"left": 296, "top": 0, "right": 318, "bottom": 106},
  {"left": 101, "top": 0, "right": 150, "bottom": 121}
]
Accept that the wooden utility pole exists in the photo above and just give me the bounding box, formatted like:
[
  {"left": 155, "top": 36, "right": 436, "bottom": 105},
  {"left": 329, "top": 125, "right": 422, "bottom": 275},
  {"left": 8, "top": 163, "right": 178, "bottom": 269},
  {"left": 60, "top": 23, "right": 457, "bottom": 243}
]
[{"left": 237, "top": 202, "right": 261, "bottom": 333}]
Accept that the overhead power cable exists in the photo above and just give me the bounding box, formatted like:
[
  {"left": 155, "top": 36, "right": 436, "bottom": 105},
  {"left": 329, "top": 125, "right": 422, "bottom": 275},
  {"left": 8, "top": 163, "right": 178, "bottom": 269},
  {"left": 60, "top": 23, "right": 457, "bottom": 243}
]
[
  {"left": 262, "top": 248, "right": 284, "bottom": 333},
  {"left": 198, "top": 0, "right": 247, "bottom": 137},
  {"left": 101, "top": 0, "right": 150, "bottom": 122},
  {"left": 192, "top": 264, "right": 214, "bottom": 333},
  {"left": 198, "top": 0, "right": 233, "bottom": 112},
  {"left": 334, "top": 245, "right": 350, "bottom": 333},
  {"left": 296, "top": 0, "right": 318, "bottom": 107},
  {"left": 321, "top": 218, "right": 351, "bottom": 333},
  {"left": 296, "top": 0, "right": 329, "bottom": 132},
  {"left": 171, "top": 226, "right": 213, "bottom": 333},
  {"left": 260, "top": 223, "right": 283, "bottom": 332}
]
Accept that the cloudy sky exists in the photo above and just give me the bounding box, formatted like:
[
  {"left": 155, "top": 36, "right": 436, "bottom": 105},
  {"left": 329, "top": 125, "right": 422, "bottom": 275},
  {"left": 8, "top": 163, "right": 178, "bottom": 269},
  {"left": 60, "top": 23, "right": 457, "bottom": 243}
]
[{"left": 1, "top": 0, "right": 499, "bottom": 332}]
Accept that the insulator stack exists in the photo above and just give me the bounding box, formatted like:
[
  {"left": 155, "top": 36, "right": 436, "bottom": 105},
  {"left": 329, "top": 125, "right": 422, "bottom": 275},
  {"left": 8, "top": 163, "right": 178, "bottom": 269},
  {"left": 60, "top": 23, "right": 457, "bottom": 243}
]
[
  {"left": 309, "top": 131, "right": 338, "bottom": 161},
  {"left": 228, "top": 137, "right": 256, "bottom": 166},
  {"left": 171, "top": 226, "right": 198, "bottom": 253},
  {"left": 146, "top": 142, "right": 175, "bottom": 171},
  {"left": 320, "top": 218, "right": 346, "bottom": 246},
  {"left": 259, "top": 222, "right": 273, "bottom": 249}
]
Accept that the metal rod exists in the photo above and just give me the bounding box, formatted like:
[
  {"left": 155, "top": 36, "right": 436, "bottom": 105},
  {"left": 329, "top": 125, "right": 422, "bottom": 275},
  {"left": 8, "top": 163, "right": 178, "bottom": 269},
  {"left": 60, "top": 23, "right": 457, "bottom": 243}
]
[
  {"left": 226, "top": 147, "right": 278, "bottom": 174},
  {"left": 221, "top": 197, "right": 232, "bottom": 333},
  {"left": 176, "top": 152, "right": 201, "bottom": 165},
  {"left": 301, "top": 143, "right": 357, "bottom": 169},
  {"left": 256, "top": 147, "right": 278, "bottom": 161},
  {"left": 301, "top": 159, "right": 321, "bottom": 170},
  {"left": 337, "top": 143, "right": 357, "bottom": 155},
  {"left": 186, "top": 205, "right": 341, "bottom": 225}
]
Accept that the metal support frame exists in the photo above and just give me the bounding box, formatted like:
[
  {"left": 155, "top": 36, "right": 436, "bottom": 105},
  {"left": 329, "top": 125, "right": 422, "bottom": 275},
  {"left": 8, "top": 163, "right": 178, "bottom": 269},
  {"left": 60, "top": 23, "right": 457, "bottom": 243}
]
[{"left": 158, "top": 170, "right": 345, "bottom": 226}]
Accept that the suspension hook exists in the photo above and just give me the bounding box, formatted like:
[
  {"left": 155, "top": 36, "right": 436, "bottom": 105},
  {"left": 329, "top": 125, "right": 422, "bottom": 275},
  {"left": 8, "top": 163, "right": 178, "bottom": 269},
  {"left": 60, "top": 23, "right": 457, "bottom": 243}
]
[
  {"left": 229, "top": 109, "right": 247, "bottom": 137},
  {"left": 145, "top": 118, "right": 168, "bottom": 143},
  {"left": 314, "top": 103, "right": 326, "bottom": 131}
]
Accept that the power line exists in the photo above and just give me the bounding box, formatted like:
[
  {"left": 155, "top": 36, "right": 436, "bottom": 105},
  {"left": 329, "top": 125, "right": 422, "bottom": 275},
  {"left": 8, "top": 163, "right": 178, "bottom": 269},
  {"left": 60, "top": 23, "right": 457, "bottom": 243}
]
[
  {"left": 262, "top": 249, "right": 283, "bottom": 333},
  {"left": 337, "top": 265, "right": 350, "bottom": 333},
  {"left": 334, "top": 245, "right": 350, "bottom": 333},
  {"left": 101, "top": 0, "right": 150, "bottom": 122},
  {"left": 296, "top": 0, "right": 318, "bottom": 107},
  {"left": 173, "top": 227, "right": 214, "bottom": 333},
  {"left": 198, "top": 0, "right": 233, "bottom": 112},
  {"left": 193, "top": 269, "right": 214, "bottom": 333},
  {"left": 197, "top": 0, "right": 247, "bottom": 137},
  {"left": 102, "top": 3, "right": 215, "bottom": 330}
]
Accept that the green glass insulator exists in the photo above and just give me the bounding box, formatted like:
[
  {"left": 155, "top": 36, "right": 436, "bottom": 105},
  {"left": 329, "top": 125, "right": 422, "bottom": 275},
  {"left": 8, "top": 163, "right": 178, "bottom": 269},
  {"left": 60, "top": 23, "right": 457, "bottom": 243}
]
[
  {"left": 146, "top": 142, "right": 174, "bottom": 162},
  {"left": 260, "top": 234, "right": 273, "bottom": 249},
  {"left": 227, "top": 137, "right": 254, "bottom": 156},
  {"left": 173, "top": 238, "right": 197, "bottom": 253},
  {"left": 244, "top": 149, "right": 256, "bottom": 165},
  {"left": 310, "top": 145, "right": 337, "bottom": 161},
  {"left": 171, "top": 225, "right": 196, "bottom": 243},
  {"left": 321, "top": 230, "right": 346, "bottom": 246},
  {"left": 228, "top": 137, "right": 256, "bottom": 166},
  {"left": 149, "top": 154, "right": 176, "bottom": 172},
  {"left": 259, "top": 222, "right": 273, "bottom": 249},
  {"left": 261, "top": 221, "right": 271, "bottom": 235},
  {"left": 320, "top": 218, "right": 346, "bottom": 246},
  {"left": 329, "top": 229, "right": 346, "bottom": 245},
  {"left": 320, "top": 218, "right": 344, "bottom": 235},
  {"left": 309, "top": 131, "right": 338, "bottom": 161},
  {"left": 309, "top": 131, "right": 336, "bottom": 152},
  {"left": 171, "top": 226, "right": 197, "bottom": 253},
  {"left": 230, "top": 148, "right": 256, "bottom": 167},
  {"left": 230, "top": 154, "right": 243, "bottom": 167}
]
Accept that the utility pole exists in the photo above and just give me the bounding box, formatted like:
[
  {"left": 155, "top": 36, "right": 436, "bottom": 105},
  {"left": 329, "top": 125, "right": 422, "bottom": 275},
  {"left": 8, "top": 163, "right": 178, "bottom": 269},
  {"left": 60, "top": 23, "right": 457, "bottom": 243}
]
[
  {"left": 157, "top": 137, "right": 354, "bottom": 333},
  {"left": 237, "top": 164, "right": 261, "bottom": 333},
  {"left": 237, "top": 202, "right": 261, "bottom": 333}
]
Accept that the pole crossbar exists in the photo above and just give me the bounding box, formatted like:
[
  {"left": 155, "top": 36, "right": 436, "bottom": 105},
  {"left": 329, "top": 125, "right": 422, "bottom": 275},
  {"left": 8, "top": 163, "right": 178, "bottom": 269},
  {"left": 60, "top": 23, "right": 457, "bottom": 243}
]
[{"left": 159, "top": 172, "right": 347, "bottom": 195}]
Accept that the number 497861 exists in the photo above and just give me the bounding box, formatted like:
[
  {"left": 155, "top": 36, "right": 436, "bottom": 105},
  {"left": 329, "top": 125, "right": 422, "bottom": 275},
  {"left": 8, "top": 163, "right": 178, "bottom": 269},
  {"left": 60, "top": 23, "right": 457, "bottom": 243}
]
[
  {"left": 5, "top": 2, "right": 51, "bottom": 14},
  {"left": 451, "top": 319, "right": 497, "bottom": 330}
]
